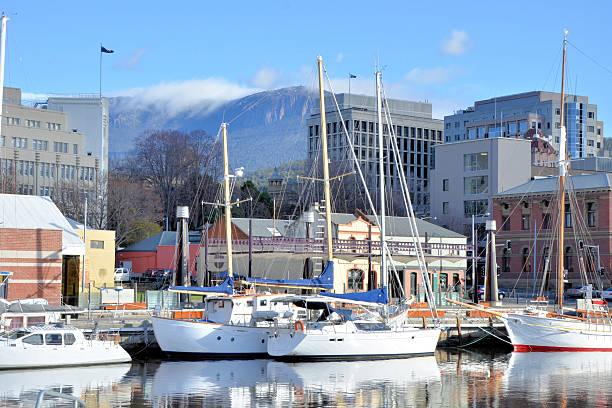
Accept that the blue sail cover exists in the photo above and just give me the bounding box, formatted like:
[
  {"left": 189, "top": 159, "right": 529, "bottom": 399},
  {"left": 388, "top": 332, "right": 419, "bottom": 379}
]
[
  {"left": 245, "top": 261, "right": 334, "bottom": 290},
  {"left": 169, "top": 276, "right": 234, "bottom": 296},
  {"left": 320, "top": 286, "right": 388, "bottom": 305}
]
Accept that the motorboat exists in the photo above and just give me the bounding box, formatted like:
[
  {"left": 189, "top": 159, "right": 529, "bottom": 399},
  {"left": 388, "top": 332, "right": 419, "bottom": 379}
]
[{"left": 0, "top": 325, "right": 131, "bottom": 369}]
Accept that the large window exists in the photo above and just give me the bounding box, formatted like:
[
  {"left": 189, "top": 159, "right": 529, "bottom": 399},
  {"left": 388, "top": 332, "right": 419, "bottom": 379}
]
[
  {"left": 463, "top": 152, "right": 488, "bottom": 172},
  {"left": 442, "top": 202, "right": 449, "bottom": 214},
  {"left": 347, "top": 269, "right": 364, "bottom": 292},
  {"left": 442, "top": 179, "right": 449, "bottom": 191},
  {"left": 464, "top": 176, "right": 488, "bottom": 194},
  {"left": 522, "top": 215, "right": 530, "bottom": 230},
  {"left": 565, "top": 203, "right": 572, "bottom": 228},
  {"left": 464, "top": 200, "right": 488, "bottom": 217},
  {"left": 587, "top": 202, "right": 596, "bottom": 227}
]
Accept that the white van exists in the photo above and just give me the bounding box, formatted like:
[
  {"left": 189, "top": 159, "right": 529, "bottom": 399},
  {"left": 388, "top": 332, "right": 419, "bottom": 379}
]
[{"left": 114, "top": 268, "right": 131, "bottom": 283}]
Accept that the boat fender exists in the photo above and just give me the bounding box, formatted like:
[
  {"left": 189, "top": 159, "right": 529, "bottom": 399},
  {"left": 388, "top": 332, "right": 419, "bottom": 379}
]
[{"left": 294, "top": 320, "right": 305, "bottom": 331}]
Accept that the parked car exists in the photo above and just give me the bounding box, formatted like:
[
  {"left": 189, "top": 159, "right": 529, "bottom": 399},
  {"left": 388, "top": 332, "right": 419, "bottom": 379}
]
[
  {"left": 600, "top": 287, "right": 612, "bottom": 300},
  {"left": 467, "top": 285, "right": 506, "bottom": 300},
  {"left": 566, "top": 286, "right": 588, "bottom": 298},
  {"left": 113, "top": 268, "right": 130, "bottom": 283}
]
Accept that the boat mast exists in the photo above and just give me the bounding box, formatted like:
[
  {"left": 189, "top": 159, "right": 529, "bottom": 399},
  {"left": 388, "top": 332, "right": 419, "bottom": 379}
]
[
  {"left": 557, "top": 30, "right": 568, "bottom": 310},
  {"left": 317, "top": 56, "right": 334, "bottom": 264},
  {"left": 222, "top": 123, "right": 234, "bottom": 278},
  {"left": 376, "top": 70, "right": 386, "bottom": 290}
]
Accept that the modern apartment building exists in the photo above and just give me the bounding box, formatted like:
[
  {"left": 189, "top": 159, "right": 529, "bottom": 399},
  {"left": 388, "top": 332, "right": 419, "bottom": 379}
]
[
  {"left": 306, "top": 93, "right": 444, "bottom": 215},
  {"left": 444, "top": 91, "right": 604, "bottom": 159},
  {"left": 0, "top": 87, "right": 100, "bottom": 198},
  {"left": 430, "top": 138, "right": 532, "bottom": 236},
  {"left": 47, "top": 95, "right": 109, "bottom": 174}
]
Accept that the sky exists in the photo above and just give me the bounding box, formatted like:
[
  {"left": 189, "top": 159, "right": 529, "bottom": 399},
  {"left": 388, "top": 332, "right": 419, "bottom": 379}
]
[{"left": 2, "top": 1, "right": 612, "bottom": 128}]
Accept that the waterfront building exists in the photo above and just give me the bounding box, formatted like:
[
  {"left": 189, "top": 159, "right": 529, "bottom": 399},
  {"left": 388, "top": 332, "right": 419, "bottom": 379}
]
[
  {"left": 444, "top": 91, "right": 604, "bottom": 158},
  {"left": 306, "top": 93, "right": 444, "bottom": 215},
  {"left": 492, "top": 173, "right": 612, "bottom": 289},
  {"left": 0, "top": 87, "right": 100, "bottom": 198},
  {"left": 430, "top": 138, "right": 533, "bottom": 236},
  {"left": 0, "top": 194, "right": 84, "bottom": 305},
  {"left": 47, "top": 95, "right": 110, "bottom": 175}
]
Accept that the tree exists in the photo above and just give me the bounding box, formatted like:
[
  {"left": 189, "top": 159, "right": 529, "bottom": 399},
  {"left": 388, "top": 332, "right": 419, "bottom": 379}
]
[{"left": 129, "top": 129, "right": 222, "bottom": 229}]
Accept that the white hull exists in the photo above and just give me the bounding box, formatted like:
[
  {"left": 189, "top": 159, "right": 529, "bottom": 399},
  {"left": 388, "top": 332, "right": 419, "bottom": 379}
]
[
  {"left": 0, "top": 340, "right": 131, "bottom": 369},
  {"left": 504, "top": 313, "right": 612, "bottom": 352},
  {"left": 151, "top": 316, "right": 273, "bottom": 355},
  {"left": 268, "top": 323, "right": 440, "bottom": 359}
]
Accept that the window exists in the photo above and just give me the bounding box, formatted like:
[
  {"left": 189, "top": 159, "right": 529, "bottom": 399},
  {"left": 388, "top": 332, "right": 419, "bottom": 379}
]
[
  {"left": 502, "top": 216, "right": 510, "bottom": 231},
  {"left": 565, "top": 246, "right": 573, "bottom": 271},
  {"left": 463, "top": 152, "right": 488, "bottom": 171},
  {"left": 464, "top": 176, "right": 488, "bottom": 194},
  {"left": 565, "top": 203, "right": 572, "bottom": 228},
  {"left": 588, "top": 126, "right": 595, "bottom": 133},
  {"left": 522, "top": 215, "right": 530, "bottom": 230},
  {"left": 587, "top": 202, "right": 596, "bottom": 227},
  {"left": 464, "top": 200, "right": 488, "bottom": 217},
  {"left": 442, "top": 202, "right": 449, "bottom": 214},
  {"left": 542, "top": 213, "right": 551, "bottom": 229},
  {"left": 442, "top": 179, "right": 449, "bottom": 191},
  {"left": 556, "top": 108, "right": 561, "bottom": 115},
  {"left": 22, "top": 334, "right": 44, "bottom": 345},
  {"left": 45, "top": 333, "right": 63, "bottom": 345},
  {"left": 73, "top": 144, "right": 78, "bottom": 154},
  {"left": 347, "top": 269, "right": 364, "bottom": 291},
  {"left": 522, "top": 248, "right": 531, "bottom": 273},
  {"left": 90, "top": 240, "right": 105, "bottom": 249},
  {"left": 502, "top": 249, "right": 510, "bottom": 272},
  {"left": 588, "top": 111, "right": 595, "bottom": 119},
  {"left": 64, "top": 333, "right": 76, "bottom": 345}
]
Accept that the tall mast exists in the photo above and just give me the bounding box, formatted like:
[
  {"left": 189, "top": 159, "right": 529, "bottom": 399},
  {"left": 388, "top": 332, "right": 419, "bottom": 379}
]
[
  {"left": 376, "top": 70, "right": 386, "bottom": 289},
  {"left": 317, "top": 56, "right": 334, "bottom": 263},
  {"left": 222, "top": 123, "right": 234, "bottom": 278},
  {"left": 557, "top": 30, "right": 568, "bottom": 309}
]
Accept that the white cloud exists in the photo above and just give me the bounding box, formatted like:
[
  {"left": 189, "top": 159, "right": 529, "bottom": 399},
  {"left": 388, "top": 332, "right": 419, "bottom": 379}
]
[
  {"left": 115, "top": 78, "right": 259, "bottom": 117},
  {"left": 336, "top": 53, "right": 344, "bottom": 63},
  {"left": 252, "top": 67, "right": 279, "bottom": 89},
  {"left": 405, "top": 67, "right": 457, "bottom": 84},
  {"left": 115, "top": 47, "right": 148, "bottom": 69},
  {"left": 441, "top": 29, "right": 470, "bottom": 56}
]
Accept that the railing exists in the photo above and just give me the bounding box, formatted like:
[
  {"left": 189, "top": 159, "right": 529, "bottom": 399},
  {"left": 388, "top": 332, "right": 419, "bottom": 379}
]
[{"left": 204, "top": 237, "right": 471, "bottom": 259}]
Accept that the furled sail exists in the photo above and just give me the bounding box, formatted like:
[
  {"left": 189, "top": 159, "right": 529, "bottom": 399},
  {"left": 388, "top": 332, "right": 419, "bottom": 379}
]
[
  {"left": 320, "top": 286, "right": 388, "bottom": 305},
  {"left": 245, "top": 261, "right": 334, "bottom": 290},
  {"left": 169, "top": 276, "right": 234, "bottom": 296}
]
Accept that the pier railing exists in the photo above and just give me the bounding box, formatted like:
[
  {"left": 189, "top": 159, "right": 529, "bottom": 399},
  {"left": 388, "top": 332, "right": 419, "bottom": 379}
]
[{"left": 204, "top": 237, "right": 471, "bottom": 259}]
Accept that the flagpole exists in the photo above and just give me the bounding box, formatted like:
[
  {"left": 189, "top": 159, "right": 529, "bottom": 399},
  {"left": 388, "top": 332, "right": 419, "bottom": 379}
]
[
  {"left": 348, "top": 73, "right": 351, "bottom": 109},
  {"left": 99, "top": 43, "right": 102, "bottom": 99}
]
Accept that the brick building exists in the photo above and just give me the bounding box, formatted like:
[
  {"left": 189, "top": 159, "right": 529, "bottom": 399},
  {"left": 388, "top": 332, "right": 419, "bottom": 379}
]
[
  {"left": 492, "top": 173, "right": 612, "bottom": 289},
  {"left": 0, "top": 194, "right": 85, "bottom": 305}
]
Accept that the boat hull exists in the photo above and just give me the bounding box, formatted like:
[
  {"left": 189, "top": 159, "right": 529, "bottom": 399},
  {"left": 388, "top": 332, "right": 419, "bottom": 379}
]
[
  {"left": 0, "top": 341, "right": 131, "bottom": 370},
  {"left": 151, "top": 316, "right": 273, "bottom": 355},
  {"left": 504, "top": 313, "right": 612, "bottom": 352},
  {"left": 267, "top": 326, "right": 440, "bottom": 360}
]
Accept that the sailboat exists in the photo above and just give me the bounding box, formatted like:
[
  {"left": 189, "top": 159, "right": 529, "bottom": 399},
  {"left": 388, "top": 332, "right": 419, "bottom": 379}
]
[
  {"left": 266, "top": 58, "right": 441, "bottom": 359},
  {"left": 151, "top": 123, "right": 314, "bottom": 356},
  {"left": 451, "top": 31, "right": 612, "bottom": 352}
]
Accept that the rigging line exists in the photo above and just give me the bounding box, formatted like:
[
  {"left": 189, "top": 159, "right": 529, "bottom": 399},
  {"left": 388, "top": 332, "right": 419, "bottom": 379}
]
[
  {"left": 567, "top": 40, "right": 612, "bottom": 78},
  {"left": 541, "top": 44, "right": 565, "bottom": 91}
]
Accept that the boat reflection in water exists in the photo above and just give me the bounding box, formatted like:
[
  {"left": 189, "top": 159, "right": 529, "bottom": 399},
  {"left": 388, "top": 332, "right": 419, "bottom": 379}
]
[
  {"left": 150, "top": 357, "right": 441, "bottom": 406},
  {"left": 503, "top": 352, "right": 612, "bottom": 406},
  {"left": 0, "top": 363, "right": 130, "bottom": 406}
]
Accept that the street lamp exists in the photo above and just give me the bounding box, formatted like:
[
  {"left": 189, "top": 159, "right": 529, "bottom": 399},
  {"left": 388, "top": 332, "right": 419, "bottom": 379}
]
[{"left": 472, "top": 212, "right": 490, "bottom": 303}]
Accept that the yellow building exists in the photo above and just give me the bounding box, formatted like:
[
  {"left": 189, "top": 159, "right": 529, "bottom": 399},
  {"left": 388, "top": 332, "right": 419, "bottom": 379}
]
[{"left": 69, "top": 220, "right": 116, "bottom": 291}]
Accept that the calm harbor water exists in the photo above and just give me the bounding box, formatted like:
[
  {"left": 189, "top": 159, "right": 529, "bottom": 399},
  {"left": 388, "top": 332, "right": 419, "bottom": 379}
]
[{"left": 1, "top": 349, "right": 612, "bottom": 407}]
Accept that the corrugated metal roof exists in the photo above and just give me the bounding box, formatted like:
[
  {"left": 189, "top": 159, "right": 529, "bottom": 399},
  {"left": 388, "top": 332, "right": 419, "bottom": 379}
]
[
  {"left": 0, "top": 194, "right": 84, "bottom": 255},
  {"left": 494, "top": 173, "right": 612, "bottom": 197},
  {"left": 120, "top": 230, "right": 201, "bottom": 252},
  {"left": 364, "top": 215, "right": 465, "bottom": 238},
  {"left": 232, "top": 218, "right": 293, "bottom": 237}
]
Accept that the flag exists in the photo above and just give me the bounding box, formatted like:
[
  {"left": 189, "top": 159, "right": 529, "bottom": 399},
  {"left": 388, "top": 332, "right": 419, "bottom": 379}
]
[
  {"left": 349, "top": 74, "right": 357, "bottom": 79},
  {"left": 101, "top": 45, "right": 114, "bottom": 54}
]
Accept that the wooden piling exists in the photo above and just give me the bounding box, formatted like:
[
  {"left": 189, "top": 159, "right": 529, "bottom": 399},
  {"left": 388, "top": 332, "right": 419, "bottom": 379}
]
[
  {"left": 456, "top": 315, "right": 463, "bottom": 346},
  {"left": 422, "top": 316, "right": 427, "bottom": 329}
]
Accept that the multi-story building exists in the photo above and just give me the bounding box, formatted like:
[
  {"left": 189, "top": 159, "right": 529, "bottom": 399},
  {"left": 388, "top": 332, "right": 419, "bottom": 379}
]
[
  {"left": 444, "top": 91, "right": 604, "bottom": 158},
  {"left": 47, "top": 95, "right": 109, "bottom": 174},
  {"left": 306, "top": 93, "right": 443, "bottom": 215},
  {"left": 430, "top": 138, "right": 533, "bottom": 236},
  {"left": 0, "top": 87, "right": 100, "bottom": 198},
  {"left": 492, "top": 173, "right": 612, "bottom": 289}
]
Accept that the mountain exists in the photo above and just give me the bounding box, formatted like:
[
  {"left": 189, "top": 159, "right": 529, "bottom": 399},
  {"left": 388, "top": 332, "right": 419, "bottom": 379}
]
[{"left": 108, "top": 86, "right": 317, "bottom": 170}]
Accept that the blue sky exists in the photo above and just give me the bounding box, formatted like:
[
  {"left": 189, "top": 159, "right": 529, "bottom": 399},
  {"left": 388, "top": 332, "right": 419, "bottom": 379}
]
[{"left": 2, "top": 1, "right": 612, "bottom": 127}]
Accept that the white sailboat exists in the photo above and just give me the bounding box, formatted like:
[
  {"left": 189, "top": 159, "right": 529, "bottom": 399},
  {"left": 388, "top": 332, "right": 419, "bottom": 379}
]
[
  {"left": 266, "top": 58, "right": 441, "bottom": 359},
  {"left": 500, "top": 31, "right": 612, "bottom": 352},
  {"left": 151, "top": 123, "right": 308, "bottom": 356}
]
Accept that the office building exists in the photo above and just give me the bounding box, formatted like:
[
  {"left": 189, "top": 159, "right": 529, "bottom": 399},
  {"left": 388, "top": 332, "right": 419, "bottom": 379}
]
[
  {"left": 430, "top": 138, "right": 533, "bottom": 236},
  {"left": 306, "top": 93, "right": 444, "bottom": 215},
  {"left": 0, "top": 87, "right": 100, "bottom": 198},
  {"left": 444, "top": 91, "right": 604, "bottom": 159}
]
